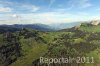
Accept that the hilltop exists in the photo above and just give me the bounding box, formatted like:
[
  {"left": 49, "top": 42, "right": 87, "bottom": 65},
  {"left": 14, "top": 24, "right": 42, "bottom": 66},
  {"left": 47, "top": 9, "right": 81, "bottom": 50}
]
[
  {"left": 59, "top": 20, "right": 100, "bottom": 32},
  {"left": 90, "top": 20, "right": 100, "bottom": 25}
]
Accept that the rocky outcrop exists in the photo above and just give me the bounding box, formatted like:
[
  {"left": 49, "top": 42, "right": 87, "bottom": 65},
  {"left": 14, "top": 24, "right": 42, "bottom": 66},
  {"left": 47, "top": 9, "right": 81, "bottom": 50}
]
[{"left": 90, "top": 20, "right": 100, "bottom": 25}]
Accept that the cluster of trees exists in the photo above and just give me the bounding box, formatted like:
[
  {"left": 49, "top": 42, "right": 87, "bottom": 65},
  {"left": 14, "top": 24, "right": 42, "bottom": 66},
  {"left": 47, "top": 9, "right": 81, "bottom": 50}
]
[
  {"left": 19, "top": 28, "right": 46, "bottom": 43},
  {"left": 0, "top": 32, "right": 21, "bottom": 66},
  {"left": 0, "top": 26, "right": 20, "bottom": 34}
]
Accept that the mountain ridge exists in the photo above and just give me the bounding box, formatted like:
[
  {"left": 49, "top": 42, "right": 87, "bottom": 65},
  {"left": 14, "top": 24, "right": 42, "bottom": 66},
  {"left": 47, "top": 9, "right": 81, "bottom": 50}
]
[{"left": 59, "top": 21, "right": 100, "bottom": 32}]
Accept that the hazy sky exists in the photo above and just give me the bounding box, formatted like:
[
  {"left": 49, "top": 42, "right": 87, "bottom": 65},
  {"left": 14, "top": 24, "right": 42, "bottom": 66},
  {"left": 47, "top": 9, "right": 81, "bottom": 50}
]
[{"left": 0, "top": 0, "right": 100, "bottom": 24}]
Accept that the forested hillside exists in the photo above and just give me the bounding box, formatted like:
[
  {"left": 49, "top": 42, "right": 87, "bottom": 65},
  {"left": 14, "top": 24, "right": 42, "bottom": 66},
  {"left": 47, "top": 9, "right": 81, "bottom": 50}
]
[{"left": 0, "top": 22, "right": 100, "bottom": 66}]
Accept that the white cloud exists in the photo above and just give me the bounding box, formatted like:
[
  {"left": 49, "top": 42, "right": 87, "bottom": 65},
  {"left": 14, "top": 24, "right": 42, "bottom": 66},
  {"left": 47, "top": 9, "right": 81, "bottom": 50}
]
[
  {"left": 12, "top": 14, "right": 21, "bottom": 19},
  {"left": 12, "top": 14, "right": 18, "bottom": 18},
  {"left": 32, "top": 6, "right": 40, "bottom": 12},
  {"left": 20, "top": 4, "right": 40, "bottom": 12},
  {"left": 0, "top": 0, "right": 40, "bottom": 13},
  {"left": 19, "top": 11, "right": 100, "bottom": 24},
  {"left": 0, "top": 1, "right": 13, "bottom": 5},
  {"left": 0, "top": 11, "right": 99, "bottom": 25},
  {"left": 0, "top": 7, "right": 12, "bottom": 12}
]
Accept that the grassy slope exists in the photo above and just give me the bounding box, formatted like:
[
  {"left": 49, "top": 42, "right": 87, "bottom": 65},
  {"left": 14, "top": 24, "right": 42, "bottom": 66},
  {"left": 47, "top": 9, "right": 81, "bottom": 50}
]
[
  {"left": 79, "top": 25, "right": 100, "bottom": 33},
  {"left": 42, "top": 32, "right": 71, "bottom": 42},
  {"left": 10, "top": 42, "right": 47, "bottom": 66},
  {"left": 10, "top": 32, "right": 48, "bottom": 66},
  {"left": 10, "top": 32, "right": 71, "bottom": 66},
  {"left": 85, "top": 41, "right": 100, "bottom": 66},
  {"left": 79, "top": 24, "right": 100, "bottom": 66},
  {"left": 43, "top": 25, "right": 100, "bottom": 66}
]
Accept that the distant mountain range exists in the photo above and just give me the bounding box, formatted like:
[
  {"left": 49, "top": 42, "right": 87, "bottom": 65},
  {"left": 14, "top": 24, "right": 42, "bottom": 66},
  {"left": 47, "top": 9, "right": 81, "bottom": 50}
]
[
  {"left": 0, "top": 22, "right": 82, "bottom": 32},
  {"left": 0, "top": 24, "right": 54, "bottom": 32},
  {"left": 49, "top": 22, "right": 81, "bottom": 30},
  {"left": 12, "top": 24, "right": 54, "bottom": 31}
]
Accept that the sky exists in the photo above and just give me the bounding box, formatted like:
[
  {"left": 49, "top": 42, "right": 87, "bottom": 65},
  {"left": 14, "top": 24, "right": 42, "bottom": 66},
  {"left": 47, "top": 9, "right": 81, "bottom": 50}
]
[{"left": 0, "top": 0, "right": 100, "bottom": 24}]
